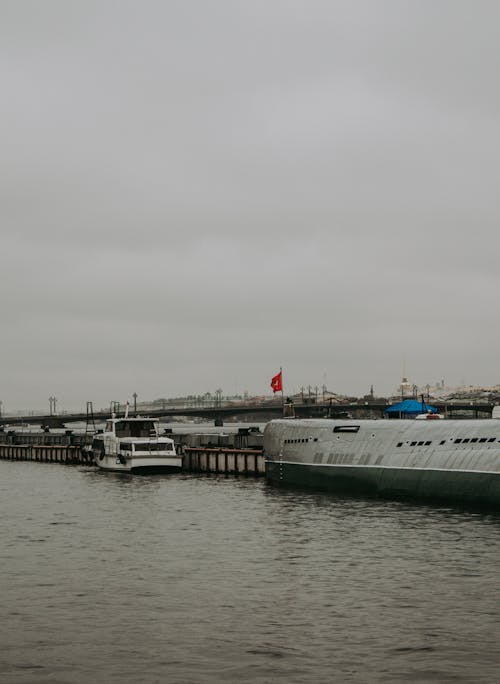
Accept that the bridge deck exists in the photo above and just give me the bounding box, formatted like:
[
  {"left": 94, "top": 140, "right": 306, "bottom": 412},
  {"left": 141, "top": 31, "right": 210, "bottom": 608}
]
[{"left": 0, "top": 401, "right": 494, "bottom": 427}]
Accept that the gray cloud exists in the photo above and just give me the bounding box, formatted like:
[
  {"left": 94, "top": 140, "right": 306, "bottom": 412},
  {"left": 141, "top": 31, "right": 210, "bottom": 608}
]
[{"left": 1, "top": 1, "right": 499, "bottom": 411}]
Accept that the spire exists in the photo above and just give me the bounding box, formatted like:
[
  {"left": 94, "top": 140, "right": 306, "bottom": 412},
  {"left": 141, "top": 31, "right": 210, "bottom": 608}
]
[{"left": 400, "top": 361, "right": 412, "bottom": 399}]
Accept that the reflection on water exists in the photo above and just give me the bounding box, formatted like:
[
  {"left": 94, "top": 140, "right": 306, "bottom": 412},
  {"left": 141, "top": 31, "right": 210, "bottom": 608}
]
[{"left": 1, "top": 461, "right": 499, "bottom": 683}]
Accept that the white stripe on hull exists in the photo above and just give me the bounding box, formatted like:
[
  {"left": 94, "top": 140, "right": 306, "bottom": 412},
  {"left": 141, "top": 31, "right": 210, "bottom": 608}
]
[{"left": 275, "top": 459, "right": 500, "bottom": 476}]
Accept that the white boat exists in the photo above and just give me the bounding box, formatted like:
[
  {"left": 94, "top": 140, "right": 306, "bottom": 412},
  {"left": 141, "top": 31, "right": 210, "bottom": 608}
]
[
  {"left": 263, "top": 415, "right": 500, "bottom": 508},
  {"left": 92, "top": 414, "right": 182, "bottom": 473}
]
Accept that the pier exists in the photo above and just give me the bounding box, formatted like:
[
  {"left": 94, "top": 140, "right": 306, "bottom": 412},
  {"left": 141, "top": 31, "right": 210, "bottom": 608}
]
[
  {"left": 183, "top": 447, "right": 265, "bottom": 475},
  {"left": 0, "top": 430, "right": 264, "bottom": 476},
  {"left": 0, "top": 443, "right": 94, "bottom": 465}
]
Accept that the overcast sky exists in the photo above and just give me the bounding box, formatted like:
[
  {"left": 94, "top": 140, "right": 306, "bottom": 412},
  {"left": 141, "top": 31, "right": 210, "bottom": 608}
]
[{"left": 1, "top": 1, "right": 499, "bottom": 412}]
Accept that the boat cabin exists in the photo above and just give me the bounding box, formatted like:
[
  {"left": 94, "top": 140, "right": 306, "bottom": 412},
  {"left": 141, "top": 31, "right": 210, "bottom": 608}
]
[{"left": 105, "top": 418, "right": 159, "bottom": 438}]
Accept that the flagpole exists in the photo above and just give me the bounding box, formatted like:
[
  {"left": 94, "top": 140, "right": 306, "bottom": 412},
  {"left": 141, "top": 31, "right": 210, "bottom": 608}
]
[{"left": 280, "top": 366, "right": 284, "bottom": 412}]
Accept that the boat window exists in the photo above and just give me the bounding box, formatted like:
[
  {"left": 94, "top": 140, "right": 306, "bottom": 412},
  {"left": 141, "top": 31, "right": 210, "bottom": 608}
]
[
  {"left": 440, "top": 440, "right": 446, "bottom": 445},
  {"left": 488, "top": 438, "right": 496, "bottom": 442},
  {"left": 333, "top": 425, "right": 360, "bottom": 433},
  {"left": 462, "top": 438, "right": 470, "bottom": 443},
  {"left": 417, "top": 441, "right": 424, "bottom": 446},
  {"left": 470, "top": 438, "right": 478, "bottom": 443},
  {"left": 134, "top": 443, "right": 173, "bottom": 452},
  {"left": 155, "top": 443, "right": 173, "bottom": 452},
  {"left": 425, "top": 441, "right": 432, "bottom": 446},
  {"left": 454, "top": 439, "right": 462, "bottom": 443},
  {"left": 313, "top": 438, "right": 318, "bottom": 442},
  {"left": 410, "top": 441, "right": 417, "bottom": 446},
  {"left": 114, "top": 421, "right": 159, "bottom": 438},
  {"left": 396, "top": 442, "right": 403, "bottom": 447},
  {"left": 120, "top": 443, "right": 133, "bottom": 451},
  {"left": 479, "top": 438, "right": 487, "bottom": 443}
]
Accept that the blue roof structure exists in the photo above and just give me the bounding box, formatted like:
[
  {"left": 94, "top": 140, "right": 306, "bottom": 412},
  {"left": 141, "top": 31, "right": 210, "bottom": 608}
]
[{"left": 384, "top": 399, "right": 437, "bottom": 416}]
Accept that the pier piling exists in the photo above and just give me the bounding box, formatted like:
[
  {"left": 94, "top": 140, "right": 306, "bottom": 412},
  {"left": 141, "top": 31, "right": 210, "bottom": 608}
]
[{"left": 182, "top": 447, "right": 265, "bottom": 476}]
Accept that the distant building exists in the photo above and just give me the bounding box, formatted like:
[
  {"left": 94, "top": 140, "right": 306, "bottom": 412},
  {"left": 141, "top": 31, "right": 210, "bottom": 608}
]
[{"left": 399, "top": 375, "right": 414, "bottom": 399}]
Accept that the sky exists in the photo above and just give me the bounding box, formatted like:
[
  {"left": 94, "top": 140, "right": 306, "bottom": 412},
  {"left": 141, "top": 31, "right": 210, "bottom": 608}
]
[{"left": 1, "top": 1, "right": 499, "bottom": 413}]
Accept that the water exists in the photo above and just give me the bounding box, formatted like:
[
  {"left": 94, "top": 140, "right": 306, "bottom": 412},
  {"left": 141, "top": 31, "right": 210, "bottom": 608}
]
[{"left": 1, "top": 461, "right": 499, "bottom": 684}]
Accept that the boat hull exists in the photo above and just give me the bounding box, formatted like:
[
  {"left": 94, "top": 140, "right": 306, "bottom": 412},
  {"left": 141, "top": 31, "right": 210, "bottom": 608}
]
[
  {"left": 263, "top": 418, "right": 500, "bottom": 508},
  {"left": 265, "top": 460, "right": 500, "bottom": 507},
  {"left": 95, "top": 454, "right": 182, "bottom": 474}
]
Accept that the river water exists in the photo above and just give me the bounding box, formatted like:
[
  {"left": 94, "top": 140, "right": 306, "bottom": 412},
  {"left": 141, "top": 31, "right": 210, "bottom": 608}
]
[{"left": 1, "top": 461, "right": 499, "bottom": 684}]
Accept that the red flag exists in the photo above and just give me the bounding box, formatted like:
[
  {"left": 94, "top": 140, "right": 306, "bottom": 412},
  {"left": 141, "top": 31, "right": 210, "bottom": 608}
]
[{"left": 270, "top": 371, "right": 282, "bottom": 394}]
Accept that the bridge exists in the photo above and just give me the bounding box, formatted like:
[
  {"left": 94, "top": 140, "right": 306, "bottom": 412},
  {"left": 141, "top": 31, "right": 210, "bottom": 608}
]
[{"left": 0, "top": 400, "right": 495, "bottom": 428}]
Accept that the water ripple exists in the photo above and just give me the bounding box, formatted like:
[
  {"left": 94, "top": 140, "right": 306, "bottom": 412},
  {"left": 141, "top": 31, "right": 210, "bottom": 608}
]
[{"left": 1, "top": 462, "right": 499, "bottom": 683}]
